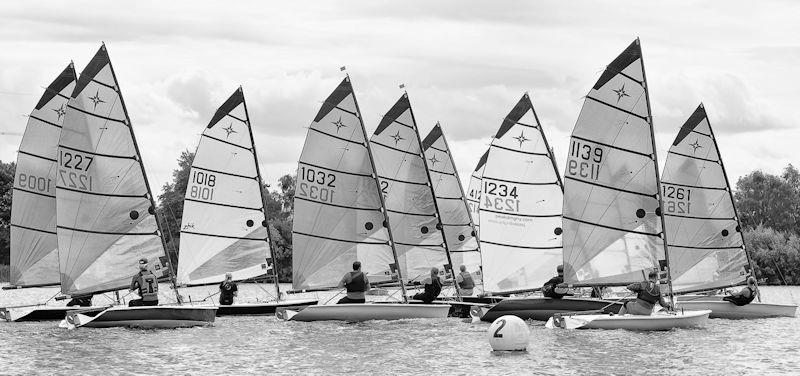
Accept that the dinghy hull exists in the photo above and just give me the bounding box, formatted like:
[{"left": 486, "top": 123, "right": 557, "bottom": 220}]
[
  {"left": 476, "top": 297, "right": 624, "bottom": 322},
  {"left": 62, "top": 306, "right": 217, "bottom": 329},
  {"left": 216, "top": 299, "right": 318, "bottom": 316},
  {"left": 676, "top": 301, "right": 797, "bottom": 319},
  {"left": 547, "top": 309, "right": 711, "bottom": 330},
  {"left": 1, "top": 306, "right": 105, "bottom": 322},
  {"left": 276, "top": 303, "right": 450, "bottom": 322}
]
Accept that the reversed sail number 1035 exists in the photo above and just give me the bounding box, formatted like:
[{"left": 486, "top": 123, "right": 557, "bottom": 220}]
[{"left": 567, "top": 140, "right": 603, "bottom": 180}]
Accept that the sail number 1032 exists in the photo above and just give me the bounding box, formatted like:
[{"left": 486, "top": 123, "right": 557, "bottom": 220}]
[{"left": 567, "top": 140, "right": 603, "bottom": 181}]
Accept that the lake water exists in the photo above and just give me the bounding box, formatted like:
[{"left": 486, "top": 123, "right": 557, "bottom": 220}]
[{"left": 1, "top": 284, "right": 798, "bottom": 375}]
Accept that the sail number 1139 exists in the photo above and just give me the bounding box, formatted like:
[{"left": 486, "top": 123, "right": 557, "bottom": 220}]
[{"left": 567, "top": 140, "right": 603, "bottom": 181}]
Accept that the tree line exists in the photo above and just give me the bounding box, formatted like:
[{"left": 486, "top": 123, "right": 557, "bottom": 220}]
[{"left": 1, "top": 157, "right": 798, "bottom": 285}]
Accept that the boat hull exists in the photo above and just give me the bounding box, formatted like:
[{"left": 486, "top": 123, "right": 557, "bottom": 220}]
[
  {"left": 676, "top": 301, "right": 797, "bottom": 319},
  {"left": 548, "top": 310, "right": 711, "bottom": 330},
  {"left": 0, "top": 306, "right": 105, "bottom": 322},
  {"left": 62, "top": 306, "right": 217, "bottom": 329},
  {"left": 277, "top": 303, "right": 450, "bottom": 322},
  {"left": 216, "top": 299, "right": 318, "bottom": 316},
  {"left": 477, "top": 297, "right": 624, "bottom": 322}
]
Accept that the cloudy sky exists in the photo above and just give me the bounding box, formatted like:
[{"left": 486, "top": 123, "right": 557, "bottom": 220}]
[{"left": 1, "top": 1, "right": 798, "bottom": 196}]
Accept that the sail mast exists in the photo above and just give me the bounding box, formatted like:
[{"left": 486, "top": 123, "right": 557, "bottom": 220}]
[
  {"left": 239, "top": 87, "right": 282, "bottom": 301},
  {"left": 103, "top": 44, "right": 180, "bottom": 302},
  {"left": 348, "top": 75, "right": 408, "bottom": 302},
  {"left": 637, "top": 38, "right": 674, "bottom": 308},
  {"left": 703, "top": 104, "right": 761, "bottom": 302},
  {"left": 403, "top": 102, "right": 459, "bottom": 299}
]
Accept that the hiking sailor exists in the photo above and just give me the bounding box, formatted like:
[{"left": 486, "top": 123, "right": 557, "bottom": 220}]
[
  {"left": 129, "top": 257, "right": 159, "bottom": 307},
  {"left": 542, "top": 265, "right": 571, "bottom": 299},
  {"left": 219, "top": 272, "right": 238, "bottom": 306},
  {"left": 618, "top": 270, "right": 671, "bottom": 315},
  {"left": 412, "top": 267, "right": 443, "bottom": 303},
  {"left": 337, "top": 261, "right": 370, "bottom": 304},
  {"left": 455, "top": 265, "right": 476, "bottom": 296},
  {"left": 723, "top": 276, "right": 758, "bottom": 306}
]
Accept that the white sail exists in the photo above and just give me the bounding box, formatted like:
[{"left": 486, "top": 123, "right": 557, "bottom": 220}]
[
  {"left": 562, "top": 39, "right": 666, "bottom": 286},
  {"left": 177, "top": 88, "right": 273, "bottom": 286},
  {"left": 466, "top": 149, "right": 489, "bottom": 238},
  {"left": 9, "top": 64, "right": 76, "bottom": 287},
  {"left": 479, "top": 94, "right": 564, "bottom": 293},
  {"left": 370, "top": 94, "right": 448, "bottom": 281},
  {"left": 292, "top": 77, "right": 394, "bottom": 290},
  {"left": 56, "top": 45, "right": 168, "bottom": 296},
  {"left": 663, "top": 104, "right": 749, "bottom": 293},
  {"left": 422, "top": 123, "right": 481, "bottom": 280}
]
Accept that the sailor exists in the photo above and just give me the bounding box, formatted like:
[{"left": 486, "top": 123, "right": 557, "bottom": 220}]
[
  {"left": 128, "top": 257, "right": 159, "bottom": 307},
  {"left": 219, "top": 272, "right": 238, "bottom": 306},
  {"left": 337, "top": 261, "right": 370, "bottom": 304},
  {"left": 542, "top": 265, "right": 571, "bottom": 299},
  {"left": 66, "top": 295, "right": 93, "bottom": 307},
  {"left": 722, "top": 276, "right": 758, "bottom": 306},
  {"left": 618, "top": 270, "right": 671, "bottom": 315},
  {"left": 412, "top": 267, "right": 443, "bottom": 303},
  {"left": 455, "top": 265, "right": 475, "bottom": 296}
]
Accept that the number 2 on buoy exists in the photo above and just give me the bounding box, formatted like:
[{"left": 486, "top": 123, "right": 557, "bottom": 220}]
[{"left": 493, "top": 318, "right": 506, "bottom": 338}]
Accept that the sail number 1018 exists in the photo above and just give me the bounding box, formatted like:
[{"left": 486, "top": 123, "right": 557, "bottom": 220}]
[
  {"left": 189, "top": 170, "right": 216, "bottom": 201},
  {"left": 567, "top": 140, "right": 603, "bottom": 181}
]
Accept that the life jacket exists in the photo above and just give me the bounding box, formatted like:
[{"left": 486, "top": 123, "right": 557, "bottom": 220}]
[
  {"left": 137, "top": 272, "right": 159, "bottom": 301},
  {"left": 725, "top": 286, "right": 756, "bottom": 306},
  {"left": 345, "top": 271, "right": 368, "bottom": 293},
  {"left": 458, "top": 272, "right": 475, "bottom": 290},
  {"left": 424, "top": 276, "right": 442, "bottom": 298},
  {"left": 636, "top": 281, "right": 660, "bottom": 305},
  {"left": 542, "top": 276, "right": 565, "bottom": 298}
]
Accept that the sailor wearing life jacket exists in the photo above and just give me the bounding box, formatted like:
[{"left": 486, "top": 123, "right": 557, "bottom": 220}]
[
  {"left": 723, "top": 276, "right": 758, "bottom": 306},
  {"left": 337, "top": 261, "right": 371, "bottom": 304},
  {"left": 129, "top": 257, "right": 159, "bottom": 307},
  {"left": 618, "top": 270, "right": 671, "bottom": 315},
  {"left": 455, "top": 265, "right": 475, "bottom": 296}
]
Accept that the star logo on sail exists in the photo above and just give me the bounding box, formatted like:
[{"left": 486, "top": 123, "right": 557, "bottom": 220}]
[
  {"left": 613, "top": 84, "right": 630, "bottom": 103},
  {"left": 331, "top": 116, "right": 347, "bottom": 133},
  {"left": 390, "top": 131, "right": 404, "bottom": 145},
  {"left": 89, "top": 89, "right": 105, "bottom": 110},
  {"left": 513, "top": 132, "right": 529, "bottom": 148},
  {"left": 53, "top": 104, "right": 66, "bottom": 120},
  {"left": 428, "top": 154, "right": 440, "bottom": 166},
  {"left": 689, "top": 139, "right": 703, "bottom": 154},
  {"left": 223, "top": 123, "right": 237, "bottom": 138}
]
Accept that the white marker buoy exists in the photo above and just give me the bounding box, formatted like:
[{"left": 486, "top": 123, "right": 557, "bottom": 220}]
[{"left": 487, "top": 315, "right": 529, "bottom": 351}]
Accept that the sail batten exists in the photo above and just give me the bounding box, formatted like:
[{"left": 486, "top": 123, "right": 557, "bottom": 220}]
[
  {"left": 663, "top": 104, "right": 750, "bottom": 293},
  {"left": 562, "top": 39, "right": 667, "bottom": 287},
  {"left": 56, "top": 45, "right": 169, "bottom": 297},
  {"left": 9, "top": 63, "right": 77, "bottom": 288},
  {"left": 479, "top": 93, "right": 564, "bottom": 293},
  {"left": 292, "top": 77, "right": 396, "bottom": 290},
  {"left": 177, "top": 88, "right": 274, "bottom": 287}
]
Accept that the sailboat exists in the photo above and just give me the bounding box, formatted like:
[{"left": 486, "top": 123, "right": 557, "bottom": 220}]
[
  {"left": 53, "top": 44, "right": 215, "bottom": 328},
  {"left": 546, "top": 39, "right": 710, "bottom": 330},
  {"left": 176, "top": 87, "right": 317, "bottom": 315},
  {"left": 0, "top": 64, "right": 106, "bottom": 322},
  {"left": 278, "top": 78, "right": 448, "bottom": 321},
  {"left": 471, "top": 94, "right": 622, "bottom": 322},
  {"left": 664, "top": 104, "right": 797, "bottom": 318},
  {"left": 421, "top": 123, "right": 483, "bottom": 295},
  {"left": 466, "top": 149, "right": 489, "bottom": 239}
]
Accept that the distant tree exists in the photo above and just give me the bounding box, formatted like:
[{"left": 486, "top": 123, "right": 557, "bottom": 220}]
[
  {"left": 0, "top": 161, "right": 14, "bottom": 266},
  {"left": 156, "top": 151, "right": 195, "bottom": 264},
  {"left": 744, "top": 225, "right": 799, "bottom": 285},
  {"left": 735, "top": 169, "right": 799, "bottom": 234},
  {"left": 278, "top": 174, "right": 296, "bottom": 216}
]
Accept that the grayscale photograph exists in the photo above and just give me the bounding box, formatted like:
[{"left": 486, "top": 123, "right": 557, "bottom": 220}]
[{"left": 0, "top": 1, "right": 798, "bottom": 375}]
